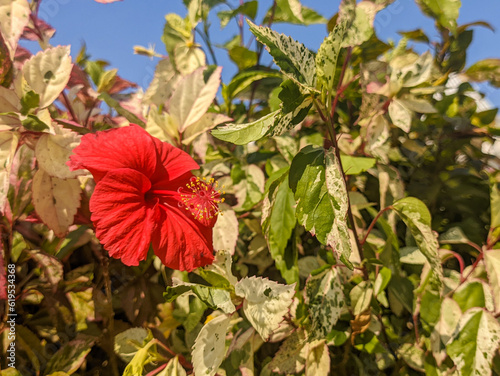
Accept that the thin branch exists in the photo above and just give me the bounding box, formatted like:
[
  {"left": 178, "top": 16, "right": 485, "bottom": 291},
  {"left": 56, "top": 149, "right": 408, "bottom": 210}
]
[{"left": 360, "top": 206, "right": 393, "bottom": 246}]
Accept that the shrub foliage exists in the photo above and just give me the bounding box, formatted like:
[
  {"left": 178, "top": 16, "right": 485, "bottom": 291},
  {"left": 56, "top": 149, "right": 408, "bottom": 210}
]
[{"left": 1, "top": 0, "right": 500, "bottom": 375}]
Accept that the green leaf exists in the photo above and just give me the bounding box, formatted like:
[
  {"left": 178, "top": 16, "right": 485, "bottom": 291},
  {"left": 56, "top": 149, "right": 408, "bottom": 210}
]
[
  {"left": 192, "top": 313, "right": 231, "bottom": 376},
  {"left": 162, "top": 13, "right": 192, "bottom": 61},
  {"left": 247, "top": 19, "right": 316, "bottom": 87},
  {"left": 453, "top": 281, "right": 486, "bottom": 311},
  {"left": 235, "top": 276, "right": 296, "bottom": 340},
  {"left": 416, "top": 0, "right": 460, "bottom": 34},
  {"left": 350, "top": 281, "right": 373, "bottom": 316},
  {"left": 122, "top": 338, "right": 158, "bottom": 376},
  {"left": 340, "top": 155, "right": 376, "bottom": 175},
  {"left": 306, "top": 268, "right": 345, "bottom": 338},
  {"left": 217, "top": 1, "right": 258, "bottom": 29},
  {"left": 262, "top": 169, "right": 298, "bottom": 283},
  {"left": 20, "top": 90, "right": 40, "bottom": 115},
  {"left": 465, "top": 59, "right": 500, "bottom": 87},
  {"left": 223, "top": 70, "right": 281, "bottom": 103},
  {"left": 114, "top": 328, "right": 153, "bottom": 363},
  {"left": 44, "top": 336, "right": 95, "bottom": 375},
  {"left": 392, "top": 197, "right": 443, "bottom": 290},
  {"left": 447, "top": 308, "right": 500, "bottom": 376},
  {"left": 212, "top": 111, "right": 277, "bottom": 144},
  {"left": 228, "top": 46, "right": 258, "bottom": 70},
  {"left": 374, "top": 267, "right": 392, "bottom": 296},
  {"left": 398, "top": 29, "right": 430, "bottom": 44},
  {"left": 264, "top": 0, "right": 326, "bottom": 25}
]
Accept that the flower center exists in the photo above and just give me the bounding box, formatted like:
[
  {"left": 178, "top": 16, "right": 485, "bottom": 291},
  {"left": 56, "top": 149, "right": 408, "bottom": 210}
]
[{"left": 178, "top": 177, "right": 225, "bottom": 227}]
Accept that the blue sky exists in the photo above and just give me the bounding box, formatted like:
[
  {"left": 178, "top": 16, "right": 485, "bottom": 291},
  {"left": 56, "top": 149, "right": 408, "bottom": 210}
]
[{"left": 25, "top": 0, "right": 500, "bottom": 108}]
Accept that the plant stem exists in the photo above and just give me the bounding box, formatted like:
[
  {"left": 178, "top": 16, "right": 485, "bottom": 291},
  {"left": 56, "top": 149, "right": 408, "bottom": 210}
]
[
  {"left": 92, "top": 246, "right": 119, "bottom": 376},
  {"left": 360, "top": 206, "right": 393, "bottom": 245}
]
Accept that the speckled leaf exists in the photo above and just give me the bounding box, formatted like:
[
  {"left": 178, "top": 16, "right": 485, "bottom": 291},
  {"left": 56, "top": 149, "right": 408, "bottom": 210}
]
[
  {"left": 325, "top": 149, "right": 352, "bottom": 266},
  {"left": 235, "top": 276, "right": 296, "bottom": 340},
  {"left": 0, "top": 0, "right": 30, "bottom": 57},
  {"left": 338, "top": 0, "right": 380, "bottom": 47},
  {"left": 247, "top": 19, "right": 316, "bottom": 87},
  {"left": 393, "top": 197, "right": 443, "bottom": 290},
  {"left": 447, "top": 308, "right": 500, "bottom": 376},
  {"left": 32, "top": 169, "right": 81, "bottom": 237},
  {"left": 316, "top": 20, "right": 348, "bottom": 92},
  {"left": 267, "top": 329, "right": 307, "bottom": 374},
  {"left": 23, "top": 46, "right": 73, "bottom": 108},
  {"left": 306, "top": 268, "right": 345, "bottom": 338},
  {"left": 35, "top": 125, "right": 81, "bottom": 179},
  {"left": 192, "top": 313, "right": 231, "bottom": 376}
]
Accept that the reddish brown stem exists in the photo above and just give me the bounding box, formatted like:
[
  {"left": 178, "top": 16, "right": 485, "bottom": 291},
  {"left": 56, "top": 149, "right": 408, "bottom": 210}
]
[{"left": 360, "top": 206, "right": 393, "bottom": 246}]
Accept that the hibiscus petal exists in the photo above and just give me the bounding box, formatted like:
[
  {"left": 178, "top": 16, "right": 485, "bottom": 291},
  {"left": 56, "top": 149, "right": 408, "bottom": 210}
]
[
  {"left": 150, "top": 137, "right": 200, "bottom": 185},
  {"left": 68, "top": 124, "right": 158, "bottom": 183},
  {"left": 90, "top": 168, "right": 158, "bottom": 266},
  {"left": 152, "top": 205, "right": 214, "bottom": 272}
]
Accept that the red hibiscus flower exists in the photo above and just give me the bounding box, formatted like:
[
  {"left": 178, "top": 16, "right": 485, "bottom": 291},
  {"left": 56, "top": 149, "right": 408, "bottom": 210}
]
[{"left": 68, "top": 124, "right": 222, "bottom": 271}]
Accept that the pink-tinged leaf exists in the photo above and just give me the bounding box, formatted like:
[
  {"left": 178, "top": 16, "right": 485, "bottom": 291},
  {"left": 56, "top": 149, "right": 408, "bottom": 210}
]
[
  {"left": 108, "top": 75, "right": 137, "bottom": 94},
  {"left": 90, "top": 168, "right": 157, "bottom": 266},
  {"left": 22, "top": 15, "right": 55, "bottom": 42},
  {"left": 0, "top": 254, "right": 6, "bottom": 300},
  {"left": 0, "top": 0, "right": 30, "bottom": 57},
  {"left": 13, "top": 45, "right": 31, "bottom": 70},
  {"left": 32, "top": 169, "right": 81, "bottom": 237}
]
